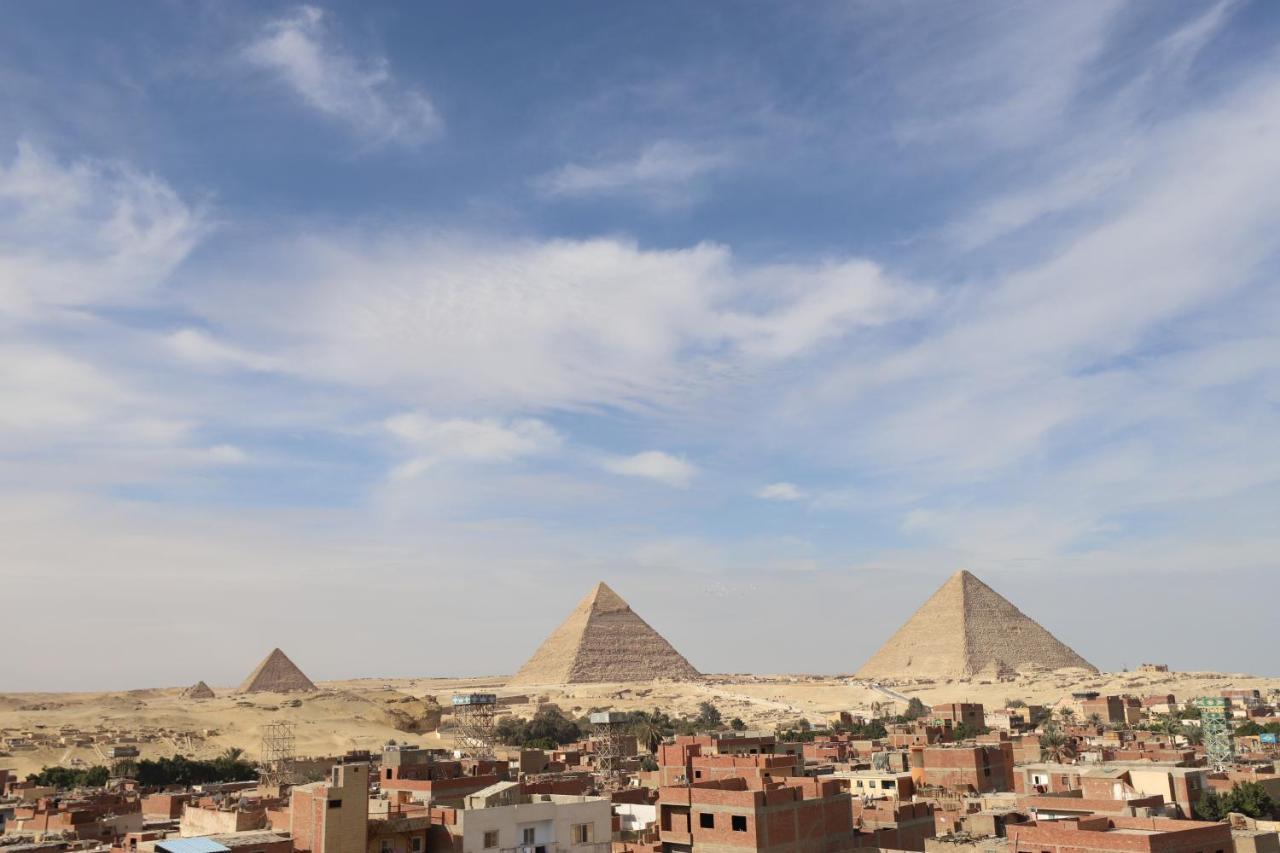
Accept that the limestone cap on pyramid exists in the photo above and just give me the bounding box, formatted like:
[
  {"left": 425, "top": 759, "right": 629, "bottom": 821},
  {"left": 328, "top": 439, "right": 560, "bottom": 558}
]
[
  {"left": 238, "top": 647, "right": 317, "bottom": 693},
  {"left": 856, "top": 569, "right": 1097, "bottom": 679},
  {"left": 508, "top": 581, "right": 701, "bottom": 686}
]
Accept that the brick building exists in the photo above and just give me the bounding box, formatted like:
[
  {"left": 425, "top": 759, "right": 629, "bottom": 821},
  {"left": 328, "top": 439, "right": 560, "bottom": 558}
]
[
  {"left": 918, "top": 744, "right": 1014, "bottom": 794},
  {"left": 934, "top": 705, "right": 986, "bottom": 731},
  {"left": 1005, "top": 816, "right": 1232, "bottom": 853},
  {"left": 658, "top": 776, "right": 852, "bottom": 853}
]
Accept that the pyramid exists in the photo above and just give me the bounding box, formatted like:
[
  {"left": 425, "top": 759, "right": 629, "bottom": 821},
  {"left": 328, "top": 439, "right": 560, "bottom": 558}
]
[
  {"left": 238, "top": 648, "right": 317, "bottom": 693},
  {"left": 182, "top": 680, "right": 216, "bottom": 700},
  {"left": 509, "top": 582, "right": 701, "bottom": 685},
  {"left": 856, "top": 570, "right": 1096, "bottom": 679}
]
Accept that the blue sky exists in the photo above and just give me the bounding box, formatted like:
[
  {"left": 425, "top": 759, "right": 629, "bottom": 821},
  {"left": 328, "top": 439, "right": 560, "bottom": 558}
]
[{"left": 3, "top": 2, "right": 1279, "bottom": 690}]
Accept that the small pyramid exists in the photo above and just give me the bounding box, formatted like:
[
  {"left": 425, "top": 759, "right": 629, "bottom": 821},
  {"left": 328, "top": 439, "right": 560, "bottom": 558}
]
[
  {"left": 509, "top": 582, "right": 700, "bottom": 685},
  {"left": 856, "top": 570, "right": 1096, "bottom": 679},
  {"left": 238, "top": 648, "right": 317, "bottom": 693},
  {"left": 182, "top": 680, "right": 216, "bottom": 700}
]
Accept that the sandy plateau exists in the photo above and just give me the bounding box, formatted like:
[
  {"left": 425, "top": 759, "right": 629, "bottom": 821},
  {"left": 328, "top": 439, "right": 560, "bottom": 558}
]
[{"left": 2, "top": 669, "right": 1276, "bottom": 779}]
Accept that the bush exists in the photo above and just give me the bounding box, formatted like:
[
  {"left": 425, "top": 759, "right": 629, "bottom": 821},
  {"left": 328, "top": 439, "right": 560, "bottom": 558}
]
[{"left": 903, "top": 697, "right": 928, "bottom": 720}]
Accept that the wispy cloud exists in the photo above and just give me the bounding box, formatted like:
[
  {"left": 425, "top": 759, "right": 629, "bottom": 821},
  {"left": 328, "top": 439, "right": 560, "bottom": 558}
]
[
  {"left": 601, "top": 450, "right": 697, "bottom": 488},
  {"left": 0, "top": 142, "right": 202, "bottom": 319},
  {"left": 756, "top": 482, "right": 805, "bottom": 501},
  {"left": 243, "top": 6, "right": 440, "bottom": 145},
  {"left": 187, "top": 235, "right": 928, "bottom": 413},
  {"left": 534, "top": 140, "right": 730, "bottom": 206},
  {"left": 385, "top": 412, "right": 561, "bottom": 480}
]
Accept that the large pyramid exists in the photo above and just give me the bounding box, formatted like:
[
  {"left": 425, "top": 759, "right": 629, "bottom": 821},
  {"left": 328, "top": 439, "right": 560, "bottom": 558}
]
[
  {"left": 509, "top": 582, "right": 701, "bottom": 685},
  {"left": 238, "top": 648, "right": 317, "bottom": 693},
  {"left": 856, "top": 570, "right": 1096, "bottom": 679}
]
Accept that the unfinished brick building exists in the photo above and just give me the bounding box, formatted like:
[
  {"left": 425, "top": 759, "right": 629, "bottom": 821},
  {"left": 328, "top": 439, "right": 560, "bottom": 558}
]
[
  {"left": 918, "top": 743, "right": 1014, "bottom": 794},
  {"left": 658, "top": 776, "right": 853, "bottom": 853},
  {"left": 1005, "top": 817, "right": 1231, "bottom": 853}
]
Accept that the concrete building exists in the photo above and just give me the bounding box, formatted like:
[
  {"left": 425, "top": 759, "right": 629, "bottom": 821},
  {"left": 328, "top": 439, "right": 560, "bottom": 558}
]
[{"left": 428, "top": 781, "right": 611, "bottom": 853}]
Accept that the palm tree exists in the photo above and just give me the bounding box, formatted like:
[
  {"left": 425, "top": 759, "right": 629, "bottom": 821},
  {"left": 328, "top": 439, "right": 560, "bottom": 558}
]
[
  {"left": 220, "top": 747, "right": 245, "bottom": 762},
  {"left": 630, "top": 711, "right": 665, "bottom": 754},
  {"left": 1086, "top": 713, "right": 1104, "bottom": 729},
  {"left": 1179, "top": 724, "right": 1203, "bottom": 747},
  {"left": 1058, "top": 707, "right": 1077, "bottom": 727},
  {"left": 1039, "top": 722, "right": 1075, "bottom": 763}
]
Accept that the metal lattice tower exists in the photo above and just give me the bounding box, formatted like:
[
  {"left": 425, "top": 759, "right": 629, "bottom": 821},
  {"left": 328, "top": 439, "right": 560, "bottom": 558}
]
[
  {"left": 589, "top": 711, "right": 629, "bottom": 785},
  {"left": 260, "top": 721, "right": 296, "bottom": 787},
  {"left": 1194, "top": 696, "right": 1234, "bottom": 771},
  {"left": 452, "top": 693, "right": 498, "bottom": 759}
]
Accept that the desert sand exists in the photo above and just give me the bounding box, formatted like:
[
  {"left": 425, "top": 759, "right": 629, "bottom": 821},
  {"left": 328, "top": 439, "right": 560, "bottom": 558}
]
[{"left": 2, "top": 669, "right": 1276, "bottom": 779}]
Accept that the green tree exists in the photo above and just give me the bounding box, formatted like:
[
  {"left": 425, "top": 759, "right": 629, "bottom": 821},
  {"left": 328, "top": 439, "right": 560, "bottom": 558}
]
[
  {"left": 1085, "top": 713, "right": 1104, "bottom": 728},
  {"left": 730, "top": 717, "right": 746, "bottom": 731},
  {"left": 952, "top": 722, "right": 989, "bottom": 741},
  {"left": 1195, "top": 788, "right": 1226, "bottom": 821},
  {"left": 1223, "top": 782, "right": 1277, "bottom": 819},
  {"left": 629, "top": 710, "right": 671, "bottom": 754},
  {"left": 696, "top": 702, "right": 723, "bottom": 730},
  {"left": 903, "top": 697, "right": 928, "bottom": 721},
  {"left": 1039, "top": 722, "right": 1074, "bottom": 763}
]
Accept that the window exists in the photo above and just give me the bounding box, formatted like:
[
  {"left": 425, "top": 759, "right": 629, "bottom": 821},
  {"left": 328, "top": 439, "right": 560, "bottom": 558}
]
[
  {"left": 700, "top": 813, "right": 715, "bottom": 829},
  {"left": 327, "top": 799, "right": 342, "bottom": 809},
  {"left": 412, "top": 839, "right": 424, "bottom": 853},
  {"left": 381, "top": 842, "right": 393, "bottom": 853},
  {"left": 484, "top": 831, "right": 499, "bottom": 849},
  {"left": 572, "top": 823, "right": 594, "bottom": 844},
  {"left": 523, "top": 828, "right": 536, "bottom": 845},
  {"left": 983, "top": 767, "right": 991, "bottom": 776},
  {"left": 694, "top": 770, "right": 702, "bottom": 779},
  {"left": 732, "top": 816, "right": 748, "bottom": 832}
]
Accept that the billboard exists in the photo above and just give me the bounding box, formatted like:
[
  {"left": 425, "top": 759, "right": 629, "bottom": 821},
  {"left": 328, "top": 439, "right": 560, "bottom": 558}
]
[{"left": 1261, "top": 733, "right": 1278, "bottom": 744}]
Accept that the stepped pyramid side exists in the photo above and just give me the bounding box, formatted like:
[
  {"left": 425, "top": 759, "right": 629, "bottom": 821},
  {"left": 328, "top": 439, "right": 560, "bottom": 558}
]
[
  {"left": 509, "top": 582, "right": 700, "bottom": 685},
  {"left": 856, "top": 570, "right": 1096, "bottom": 679},
  {"left": 182, "top": 680, "right": 216, "bottom": 700},
  {"left": 238, "top": 648, "right": 317, "bottom": 693}
]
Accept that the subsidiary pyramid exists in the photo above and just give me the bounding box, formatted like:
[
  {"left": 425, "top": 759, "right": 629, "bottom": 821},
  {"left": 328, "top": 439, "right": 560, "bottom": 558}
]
[
  {"left": 856, "top": 570, "right": 1096, "bottom": 679},
  {"left": 509, "top": 582, "right": 701, "bottom": 685},
  {"left": 238, "top": 648, "right": 317, "bottom": 693},
  {"left": 182, "top": 680, "right": 216, "bottom": 700}
]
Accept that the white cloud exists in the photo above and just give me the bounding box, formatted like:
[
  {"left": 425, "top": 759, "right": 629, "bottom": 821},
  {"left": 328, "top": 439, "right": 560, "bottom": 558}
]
[
  {"left": 244, "top": 6, "right": 440, "bottom": 145},
  {"left": 189, "top": 235, "right": 928, "bottom": 413},
  {"left": 601, "top": 450, "right": 697, "bottom": 488},
  {"left": 534, "top": 140, "right": 730, "bottom": 206},
  {"left": 756, "top": 482, "right": 805, "bottom": 501},
  {"left": 0, "top": 142, "right": 202, "bottom": 319},
  {"left": 166, "top": 327, "right": 276, "bottom": 372},
  {"left": 385, "top": 412, "right": 561, "bottom": 479}
]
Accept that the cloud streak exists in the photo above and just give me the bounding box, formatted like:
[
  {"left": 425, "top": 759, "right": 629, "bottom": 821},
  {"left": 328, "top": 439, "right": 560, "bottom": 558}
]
[{"left": 244, "top": 6, "right": 441, "bottom": 145}]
